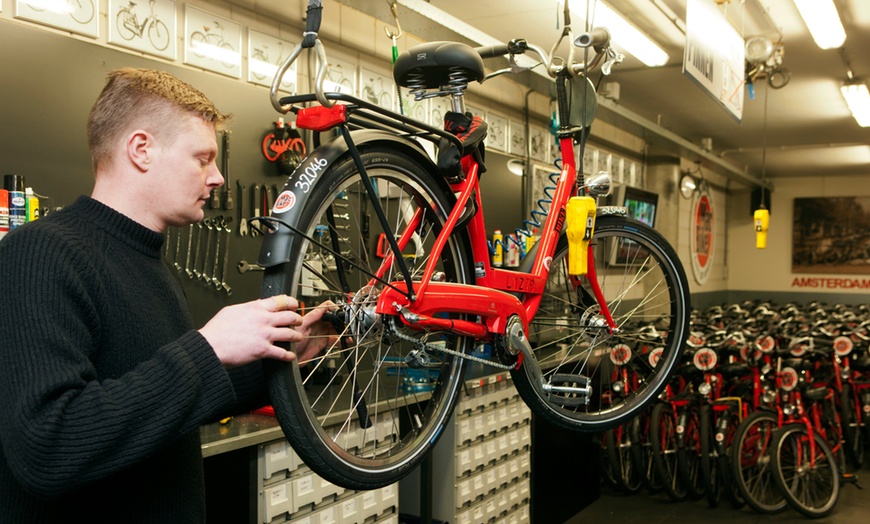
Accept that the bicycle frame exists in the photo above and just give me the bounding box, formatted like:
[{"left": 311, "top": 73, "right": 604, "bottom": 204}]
[{"left": 275, "top": 81, "right": 616, "bottom": 347}]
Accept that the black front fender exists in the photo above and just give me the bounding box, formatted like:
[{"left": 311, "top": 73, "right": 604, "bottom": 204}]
[{"left": 257, "top": 129, "right": 437, "bottom": 267}]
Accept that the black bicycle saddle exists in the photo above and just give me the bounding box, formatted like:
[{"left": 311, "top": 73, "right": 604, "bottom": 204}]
[{"left": 393, "top": 41, "right": 485, "bottom": 89}]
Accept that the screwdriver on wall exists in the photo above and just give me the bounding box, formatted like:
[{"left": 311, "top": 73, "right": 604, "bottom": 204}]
[{"left": 222, "top": 130, "right": 234, "bottom": 210}]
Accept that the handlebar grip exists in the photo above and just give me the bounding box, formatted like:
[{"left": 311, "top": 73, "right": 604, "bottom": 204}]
[
  {"left": 476, "top": 39, "right": 529, "bottom": 59},
  {"left": 475, "top": 43, "right": 511, "bottom": 59},
  {"left": 302, "top": 0, "right": 323, "bottom": 48},
  {"left": 575, "top": 27, "right": 610, "bottom": 50}
]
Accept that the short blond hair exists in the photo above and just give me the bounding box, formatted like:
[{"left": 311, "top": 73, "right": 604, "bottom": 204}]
[{"left": 87, "top": 68, "right": 230, "bottom": 170}]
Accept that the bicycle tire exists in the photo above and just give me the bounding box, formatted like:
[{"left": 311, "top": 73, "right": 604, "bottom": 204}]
[
  {"left": 630, "top": 407, "right": 664, "bottom": 494},
  {"left": 605, "top": 421, "right": 643, "bottom": 494},
  {"left": 700, "top": 404, "right": 722, "bottom": 507},
  {"left": 512, "top": 215, "right": 690, "bottom": 432},
  {"left": 770, "top": 423, "right": 840, "bottom": 518},
  {"left": 717, "top": 406, "right": 745, "bottom": 509},
  {"left": 262, "top": 147, "right": 473, "bottom": 490},
  {"left": 650, "top": 401, "right": 688, "bottom": 501},
  {"left": 730, "top": 410, "right": 787, "bottom": 514},
  {"left": 840, "top": 384, "right": 865, "bottom": 469},
  {"left": 676, "top": 402, "right": 705, "bottom": 500}
]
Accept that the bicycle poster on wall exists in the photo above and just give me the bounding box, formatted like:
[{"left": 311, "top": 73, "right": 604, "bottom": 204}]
[
  {"left": 183, "top": 5, "right": 241, "bottom": 79},
  {"left": 792, "top": 197, "right": 870, "bottom": 275},
  {"left": 15, "top": 0, "right": 99, "bottom": 38},
  {"left": 248, "top": 29, "right": 296, "bottom": 93},
  {"left": 108, "top": 0, "right": 177, "bottom": 60}
]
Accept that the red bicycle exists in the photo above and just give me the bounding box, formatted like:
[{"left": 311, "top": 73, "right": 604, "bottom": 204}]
[{"left": 257, "top": 0, "right": 690, "bottom": 490}]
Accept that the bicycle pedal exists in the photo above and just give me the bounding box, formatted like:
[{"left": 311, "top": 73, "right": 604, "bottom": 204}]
[
  {"left": 841, "top": 472, "right": 860, "bottom": 488},
  {"left": 543, "top": 373, "right": 592, "bottom": 407}
]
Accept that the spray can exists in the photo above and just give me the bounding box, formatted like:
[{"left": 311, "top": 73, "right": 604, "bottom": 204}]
[
  {"left": 0, "top": 189, "right": 9, "bottom": 240},
  {"left": 492, "top": 230, "right": 503, "bottom": 267},
  {"left": 4, "top": 174, "right": 26, "bottom": 232}
]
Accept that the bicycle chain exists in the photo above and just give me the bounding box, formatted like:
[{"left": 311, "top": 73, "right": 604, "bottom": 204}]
[{"left": 390, "top": 320, "right": 516, "bottom": 370}]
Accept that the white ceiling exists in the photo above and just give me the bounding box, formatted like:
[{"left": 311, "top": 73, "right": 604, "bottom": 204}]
[{"left": 343, "top": 0, "right": 870, "bottom": 186}]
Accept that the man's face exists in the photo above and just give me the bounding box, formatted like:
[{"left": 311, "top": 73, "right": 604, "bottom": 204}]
[{"left": 149, "top": 114, "right": 224, "bottom": 229}]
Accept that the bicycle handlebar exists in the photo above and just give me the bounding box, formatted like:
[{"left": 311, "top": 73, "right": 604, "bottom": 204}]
[
  {"left": 476, "top": 28, "right": 619, "bottom": 80},
  {"left": 575, "top": 27, "right": 610, "bottom": 51}
]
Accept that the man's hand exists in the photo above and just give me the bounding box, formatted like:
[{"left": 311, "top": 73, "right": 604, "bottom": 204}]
[
  {"left": 199, "top": 295, "right": 337, "bottom": 367},
  {"left": 293, "top": 300, "right": 339, "bottom": 365}
]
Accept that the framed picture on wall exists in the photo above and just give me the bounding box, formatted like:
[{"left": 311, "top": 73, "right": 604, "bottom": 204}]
[
  {"left": 429, "top": 96, "right": 451, "bottom": 128},
  {"left": 324, "top": 56, "right": 356, "bottom": 96},
  {"left": 184, "top": 5, "right": 241, "bottom": 78},
  {"left": 359, "top": 67, "right": 395, "bottom": 110},
  {"left": 485, "top": 111, "right": 508, "bottom": 152},
  {"left": 248, "top": 29, "right": 296, "bottom": 93},
  {"left": 15, "top": 0, "right": 99, "bottom": 38},
  {"left": 529, "top": 125, "right": 548, "bottom": 163},
  {"left": 108, "top": 0, "right": 176, "bottom": 60},
  {"left": 398, "top": 91, "right": 429, "bottom": 125},
  {"left": 509, "top": 118, "right": 526, "bottom": 157},
  {"left": 792, "top": 197, "right": 870, "bottom": 274}
]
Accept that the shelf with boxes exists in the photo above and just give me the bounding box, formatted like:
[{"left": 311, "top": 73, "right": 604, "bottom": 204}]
[
  {"left": 256, "top": 412, "right": 400, "bottom": 524},
  {"left": 403, "top": 371, "right": 532, "bottom": 524}
]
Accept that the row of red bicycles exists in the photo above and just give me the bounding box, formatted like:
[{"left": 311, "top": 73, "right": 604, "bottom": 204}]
[{"left": 601, "top": 300, "right": 870, "bottom": 518}]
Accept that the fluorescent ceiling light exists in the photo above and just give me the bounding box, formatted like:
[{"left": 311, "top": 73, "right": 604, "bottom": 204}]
[
  {"left": 569, "top": 1, "right": 669, "bottom": 67},
  {"left": 793, "top": 0, "right": 846, "bottom": 49},
  {"left": 841, "top": 83, "right": 870, "bottom": 127}
]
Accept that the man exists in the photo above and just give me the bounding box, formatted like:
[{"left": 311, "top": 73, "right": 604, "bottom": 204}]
[{"left": 0, "top": 68, "right": 327, "bottom": 522}]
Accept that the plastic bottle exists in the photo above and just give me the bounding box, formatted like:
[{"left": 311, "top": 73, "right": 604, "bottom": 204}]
[
  {"left": 25, "top": 187, "right": 40, "bottom": 222},
  {"left": 492, "top": 230, "right": 503, "bottom": 267},
  {"left": 506, "top": 234, "right": 520, "bottom": 268}
]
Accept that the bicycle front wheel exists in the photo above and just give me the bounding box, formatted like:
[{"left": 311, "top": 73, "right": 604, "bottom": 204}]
[
  {"left": 770, "top": 423, "right": 840, "bottom": 518},
  {"left": 514, "top": 214, "right": 690, "bottom": 431},
  {"left": 262, "top": 147, "right": 473, "bottom": 490},
  {"left": 731, "top": 410, "right": 787, "bottom": 514}
]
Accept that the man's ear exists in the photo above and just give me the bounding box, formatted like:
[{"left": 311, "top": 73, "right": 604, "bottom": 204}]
[{"left": 127, "top": 130, "right": 153, "bottom": 172}]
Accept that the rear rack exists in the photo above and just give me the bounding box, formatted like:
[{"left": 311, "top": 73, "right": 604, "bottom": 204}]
[{"left": 277, "top": 92, "right": 464, "bottom": 152}]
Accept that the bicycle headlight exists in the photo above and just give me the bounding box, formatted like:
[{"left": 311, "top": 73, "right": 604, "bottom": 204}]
[{"left": 698, "top": 382, "right": 712, "bottom": 396}]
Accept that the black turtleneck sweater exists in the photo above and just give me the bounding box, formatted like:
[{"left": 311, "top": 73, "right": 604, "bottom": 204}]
[{"left": 0, "top": 196, "right": 261, "bottom": 522}]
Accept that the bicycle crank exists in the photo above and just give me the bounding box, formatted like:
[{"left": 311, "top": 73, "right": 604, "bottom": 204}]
[{"left": 502, "top": 315, "right": 592, "bottom": 406}]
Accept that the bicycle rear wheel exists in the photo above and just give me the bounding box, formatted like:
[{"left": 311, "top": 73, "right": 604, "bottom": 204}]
[
  {"left": 513, "top": 214, "right": 690, "bottom": 431},
  {"left": 262, "top": 147, "right": 472, "bottom": 490},
  {"left": 770, "top": 423, "right": 840, "bottom": 518}
]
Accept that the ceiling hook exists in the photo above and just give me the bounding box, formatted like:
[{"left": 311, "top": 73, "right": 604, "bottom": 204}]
[{"left": 384, "top": 0, "right": 404, "bottom": 40}]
